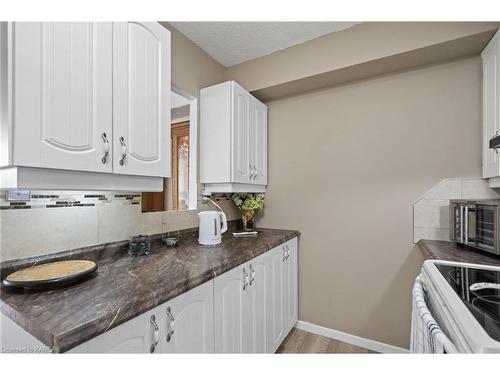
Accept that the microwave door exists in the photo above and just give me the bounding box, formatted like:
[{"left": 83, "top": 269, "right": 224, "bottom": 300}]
[{"left": 475, "top": 205, "right": 497, "bottom": 252}]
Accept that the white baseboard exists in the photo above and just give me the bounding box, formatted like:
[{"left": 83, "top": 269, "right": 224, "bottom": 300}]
[{"left": 295, "top": 320, "right": 409, "bottom": 354}]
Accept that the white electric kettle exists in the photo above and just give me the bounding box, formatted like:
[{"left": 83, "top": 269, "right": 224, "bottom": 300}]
[{"left": 198, "top": 210, "right": 228, "bottom": 246}]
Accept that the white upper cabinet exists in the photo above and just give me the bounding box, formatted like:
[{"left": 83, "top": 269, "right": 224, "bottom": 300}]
[
  {"left": 11, "top": 22, "right": 113, "bottom": 173},
  {"left": 250, "top": 97, "right": 268, "bottom": 185},
  {"left": 200, "top": 81, "right": 267, "bottom": 193},
  {"left": 112, "top": 22, "right": 171, "bottom": 177},
  {"left": 232, "top": 83, "right": 252, "bottom": 183},
  {"left": 482, "top": 30, "right": 500, "bottom": 180},
  {"left": 0, "top": 22, "right": 170, "bottom": 190}
]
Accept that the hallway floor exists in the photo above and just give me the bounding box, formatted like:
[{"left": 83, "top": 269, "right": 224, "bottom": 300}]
[{"left": 276, "top": 328, "right": 378, "bottom": 354}]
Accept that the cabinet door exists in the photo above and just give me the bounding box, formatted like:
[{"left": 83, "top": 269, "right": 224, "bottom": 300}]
[
  {"left": 284, "top": 238, "right": 299, "bottom": 334},
  {"left": 249, "top": 98, "right": 268, "bottom": 185},
  {"left": 162, "top": 280, "right": 214, "bottom": 353},
  {"left": 247, "top": 254, "right": 269, "bottom": 353},
  {"left": 83, "top": 307, "right": 161, "bottom": 353},
  {"left": 482, "top": 32, "right": 500, "bottom": 178},
  {"left": 266, "top": 245, "right": 285, "bottom": 352},
  {"left": 112, "top": 22, "right": 171, "bottom": 177},
  {"left": 214, "top": 263, "right": 248, "bottom": 353},
  {"left": 232, "top": 82, "right": 252, "bottom": 183},
  {"left": 12, "top": 22, "right": 113, "bottom": 173}
]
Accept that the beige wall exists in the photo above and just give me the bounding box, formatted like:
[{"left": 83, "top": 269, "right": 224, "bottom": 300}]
[{"left": 258, "top": 56, "right": 483, "bottom": 349}]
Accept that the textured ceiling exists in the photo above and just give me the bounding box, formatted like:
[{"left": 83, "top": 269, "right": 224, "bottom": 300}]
[{"left": 170, "top": 22, "right": 359, "bottom": 67}]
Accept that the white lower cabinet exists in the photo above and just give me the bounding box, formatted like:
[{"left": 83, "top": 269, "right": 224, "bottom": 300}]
[
  {"left": 69, "top": 280, "right": 214, "bottom": 353},
  {"left": 247, "top": 254, "right": 269, "bottom": 353},
  {"left": 284, "top": 237, "right": 299, "bottom": 334},
  {"left": 71, "top": 305, "right": 162, "bottom": 353},
  {"left": 161, "top": 279, "right": 214, "bottom": 353},
  {"left": 214, "top": 262, "right": 247, "bottom": 353},
  {"left": 215, "top": 237, "right": 299, "bottom": 353},
  {"left": 266, "top": 245, "right": 285, "bottom": 352}
]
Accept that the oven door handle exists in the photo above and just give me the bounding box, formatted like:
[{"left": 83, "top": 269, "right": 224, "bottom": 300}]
[{"left": 469, "top": 282, "right": 500, "bottom": 292}]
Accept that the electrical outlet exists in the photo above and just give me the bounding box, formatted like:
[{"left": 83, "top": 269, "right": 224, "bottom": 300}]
[{"left": 5, "top": 190, "right": 31, "bottom": 202}]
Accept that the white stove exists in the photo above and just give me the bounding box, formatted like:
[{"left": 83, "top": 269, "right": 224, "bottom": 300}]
[{"left": 421, "top": 259, "right": 500, "bottom": 353}]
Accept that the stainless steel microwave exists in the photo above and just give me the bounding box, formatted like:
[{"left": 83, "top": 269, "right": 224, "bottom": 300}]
[{"left": 450, "top": 200, "right": 500, "bottom": 256}]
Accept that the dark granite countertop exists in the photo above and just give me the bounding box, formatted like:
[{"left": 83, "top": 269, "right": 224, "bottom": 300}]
[
  {"left": 0, "top": 226, "right": 299, "bottom": 353},
  {"left": 418, "top": 239, "right": 500, "bottom": 266}
]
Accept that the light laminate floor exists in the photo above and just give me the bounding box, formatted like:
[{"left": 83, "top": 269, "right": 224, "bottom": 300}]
[{"left": 276, "top": 328, "right": 378, "bottom": 354}]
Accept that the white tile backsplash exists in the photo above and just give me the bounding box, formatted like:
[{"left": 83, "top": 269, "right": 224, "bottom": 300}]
[
  {"left": 414, "top": 228, "right": 450, "bottom": 243},
  {"left": 413, "top": 177, "right": 500, "bottom": 243},
  {"left": 0, "top": 206, "right": 99, "bottom": 260},
  {"left": 462, "top": 178, "right": 500, "bottom": 199},
  {"left": 413, "top": 199, "right": 450, "bottom": 229},
  {"left": 420, "top": 179, "right": 462, "bottom": 200}
]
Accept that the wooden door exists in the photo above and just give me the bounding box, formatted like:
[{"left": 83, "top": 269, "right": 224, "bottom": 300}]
[
  {"left": 112, "top": 22, "right": 171, "bottom": 177},
  {"left": 266, "top": 245, "right": 285, "bottom": 352},
  {"left": 12, "top": 22, "right": 113, "bottom": 173},
  {"left": 232, "top": 82, "right": 251, "bottom": 183},
  {"left": 162, "top": 280, "right": 214, "bottom": 353},
  {"left": 214, "top": 263, "right": 248, "bottom": 353},
  {"left": 482, "top": 31, "right": 500, "bottom": 178}
]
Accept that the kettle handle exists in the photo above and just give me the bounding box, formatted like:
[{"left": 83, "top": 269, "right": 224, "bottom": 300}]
[{"left": 220, "top": 211, "right": 228, "bottom": 234}]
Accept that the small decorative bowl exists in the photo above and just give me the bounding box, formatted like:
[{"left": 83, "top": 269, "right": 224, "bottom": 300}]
[{"left": 162, "top": 237, "right": 178, "bottom": 247}]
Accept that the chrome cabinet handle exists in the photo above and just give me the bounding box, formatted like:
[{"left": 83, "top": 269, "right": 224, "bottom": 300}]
[
  {"left": 252, "top": 165, "right": 257, "bottom": 180},
  {"left": 282, "top": 246, "right": 287, "bottom": 262},
  {"left": 166, "top": 306, "right": 175, "bottom": 342},
  {"left": 285, "top": 244, "right": 290, "bottom": 260},
  {"left": 101, "top": 132, "right": 110, "bottom": 164},
  {"left": 243, "top": 267, "right": 249, "bottom": 290},
  {"left": 249, "top": 164, "right": 254, "bottom": 180},
  {"left": 249, "top": 264, "right": 255, "bottom": 286},
  {"left": 149, "top": 315, "right": 160, "bottom": 353},
  {"left": 119, "top": 136, "right": 127, "bottom": 166}
]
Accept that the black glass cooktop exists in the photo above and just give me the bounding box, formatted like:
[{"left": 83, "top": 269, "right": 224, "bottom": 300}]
[{"left": 436, "top": 264, "right": 500, "bottom": 342}]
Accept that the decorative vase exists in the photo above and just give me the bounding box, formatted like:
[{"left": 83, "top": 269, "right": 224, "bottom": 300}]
[{"left": 241, "top": 210, "right": 255, "bottom": 231}]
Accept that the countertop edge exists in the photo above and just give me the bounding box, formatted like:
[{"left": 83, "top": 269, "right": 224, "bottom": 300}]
[{"left": 417, "top": 239, "right": 500, "bottom": 267}]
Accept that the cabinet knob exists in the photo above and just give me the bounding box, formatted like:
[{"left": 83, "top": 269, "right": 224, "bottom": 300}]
[{"left": 149, "top": 315, "right": 160, "bottom": 353}]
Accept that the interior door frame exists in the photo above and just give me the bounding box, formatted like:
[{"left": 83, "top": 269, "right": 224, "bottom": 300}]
[{"left": 171, "top": 86, "right": 198, "bottom": 211}]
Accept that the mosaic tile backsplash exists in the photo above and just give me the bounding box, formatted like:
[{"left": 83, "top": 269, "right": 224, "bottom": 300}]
[{"left": 0, "top": 191, "right": 142, "bottom": 210}]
